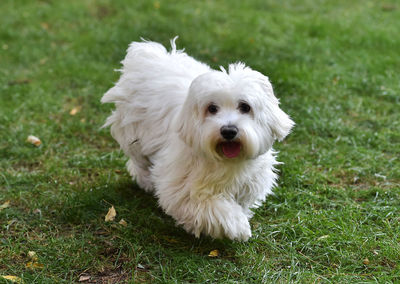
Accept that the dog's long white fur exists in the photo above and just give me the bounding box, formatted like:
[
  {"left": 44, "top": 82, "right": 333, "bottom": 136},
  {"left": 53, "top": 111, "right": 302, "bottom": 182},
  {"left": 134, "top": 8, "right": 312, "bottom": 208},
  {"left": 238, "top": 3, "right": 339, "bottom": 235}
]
[{"left": 102, "top": 38, "right": 294, "bottom": 241}]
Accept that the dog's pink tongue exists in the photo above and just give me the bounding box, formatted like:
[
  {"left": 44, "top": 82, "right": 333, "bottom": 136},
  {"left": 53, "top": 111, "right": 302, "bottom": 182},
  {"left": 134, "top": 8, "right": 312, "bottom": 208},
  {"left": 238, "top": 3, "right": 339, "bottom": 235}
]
[{"left": 221, "top": 142, "right": 241, "bottom": 158}]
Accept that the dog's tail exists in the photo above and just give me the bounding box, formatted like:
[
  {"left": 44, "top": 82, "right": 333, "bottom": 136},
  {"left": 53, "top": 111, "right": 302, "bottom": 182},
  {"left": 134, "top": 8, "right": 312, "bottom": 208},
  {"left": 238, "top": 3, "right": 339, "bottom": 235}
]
[
  {"left": 121, "top": 36, "right": 182, "bottom": 72},
  {"left": 101, "top": 37, "right": 210, "bottom": 105},
  {"left": 101, "top": 39, "right": 174, "bottom": 105}
]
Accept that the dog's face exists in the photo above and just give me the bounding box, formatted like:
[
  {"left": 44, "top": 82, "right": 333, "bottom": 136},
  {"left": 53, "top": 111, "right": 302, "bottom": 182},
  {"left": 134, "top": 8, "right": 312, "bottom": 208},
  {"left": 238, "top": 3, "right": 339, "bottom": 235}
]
[{"left": 177, "top": 64, "right": 294, "bottom": 161}]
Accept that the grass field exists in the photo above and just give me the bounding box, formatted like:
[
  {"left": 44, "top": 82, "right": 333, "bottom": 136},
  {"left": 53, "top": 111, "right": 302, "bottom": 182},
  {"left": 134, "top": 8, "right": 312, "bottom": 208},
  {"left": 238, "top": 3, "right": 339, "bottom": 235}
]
[{"left": 1, "top": 0, "right": 399, "bottom": 283}]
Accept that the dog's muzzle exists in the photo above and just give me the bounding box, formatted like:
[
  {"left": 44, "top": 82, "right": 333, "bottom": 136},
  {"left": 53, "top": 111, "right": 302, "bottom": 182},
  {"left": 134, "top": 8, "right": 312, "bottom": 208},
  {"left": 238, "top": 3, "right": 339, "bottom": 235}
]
[{"left": 219, "top": 125, "right": 241, "bottom": 158}]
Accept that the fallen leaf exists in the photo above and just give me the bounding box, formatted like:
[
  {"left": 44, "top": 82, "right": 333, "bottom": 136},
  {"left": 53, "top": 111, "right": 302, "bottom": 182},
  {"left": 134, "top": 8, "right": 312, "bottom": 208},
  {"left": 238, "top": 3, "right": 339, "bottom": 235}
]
[
  {"left": 28, "top": 251, "right": 38, "bottom": 261},
  {"left": 118, "top": 219, "right": 127, "bottom": 227},
  {"left": 105, "top": 206, "right": 116, "bottom": 222},
  {"left": 0, "top": 201, "right": 10, "bottom": 210},
  {"left": 136, "top": 263, "right": 149, "bottom": 271},
  {"left": 34, "top": 263, "right": 44, "bottom": 269},
  {"left": 78, "top": 275, "right": 91, "bottom": 282},
  {"left": 69, "top": 106, "right": 82, "bottom": 115},
  {"left": 208, "top": 249, "right": 219, "bottom": 257},
  {"left": 363, "top": 258, "right": 370, "bottom": 265},
  {"left": 27, "top": 135, "right": 41, "bottom": 147},
  {"left": 1, "top": 275, "right": 23, "bottom": 283},
  {"left": 26, "top": 262, "right": 44, "bottom": 269}
]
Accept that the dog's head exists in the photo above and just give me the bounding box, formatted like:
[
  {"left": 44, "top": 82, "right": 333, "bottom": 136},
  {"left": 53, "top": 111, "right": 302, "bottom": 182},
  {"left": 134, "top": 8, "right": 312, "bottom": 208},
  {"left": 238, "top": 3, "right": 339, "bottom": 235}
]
[{"left": 177, "top": 63, "right": 294, "bottom": 161}]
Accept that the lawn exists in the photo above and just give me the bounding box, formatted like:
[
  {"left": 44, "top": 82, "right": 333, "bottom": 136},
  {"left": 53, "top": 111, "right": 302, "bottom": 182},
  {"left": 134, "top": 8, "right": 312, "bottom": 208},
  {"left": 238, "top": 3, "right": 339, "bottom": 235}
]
[{"left": 1, "top": 0, "right": 399, "bottom": 283}]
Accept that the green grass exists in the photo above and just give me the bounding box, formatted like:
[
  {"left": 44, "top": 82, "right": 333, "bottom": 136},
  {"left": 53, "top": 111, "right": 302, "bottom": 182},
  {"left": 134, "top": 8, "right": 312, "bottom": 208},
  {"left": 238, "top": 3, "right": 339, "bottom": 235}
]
[{"left": 1, "top": 0, "right": 399, "bottom": 282}]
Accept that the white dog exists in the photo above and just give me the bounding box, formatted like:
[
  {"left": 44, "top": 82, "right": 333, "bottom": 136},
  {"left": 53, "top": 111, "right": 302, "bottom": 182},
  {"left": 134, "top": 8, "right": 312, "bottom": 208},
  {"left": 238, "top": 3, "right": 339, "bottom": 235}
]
[{"left": 101, "top": 38, "right": 294, "bottom": 241}]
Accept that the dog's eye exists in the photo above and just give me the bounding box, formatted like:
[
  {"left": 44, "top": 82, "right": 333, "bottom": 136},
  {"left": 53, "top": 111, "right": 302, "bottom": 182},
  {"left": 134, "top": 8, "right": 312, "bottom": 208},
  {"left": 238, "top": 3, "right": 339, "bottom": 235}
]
[
  {"left": 238, "top": 102, "right": 251, "bottom": 114},
  {"left": 207, "top": 104, "right": 218, "bottom": 115}
]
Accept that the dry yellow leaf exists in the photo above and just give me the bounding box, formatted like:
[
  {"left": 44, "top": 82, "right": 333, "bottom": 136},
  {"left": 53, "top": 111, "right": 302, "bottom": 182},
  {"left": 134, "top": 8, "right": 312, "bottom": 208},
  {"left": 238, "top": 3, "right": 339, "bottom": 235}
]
[
  {"left": 69, "top": 106, "right": 82, "bottom": 115},
  {"left": 26, "top": 262, "right": 44, "bottom": 269},
  {"left": 105, "top": 206, "right": 116, "bottom": 222},
  {"left": 118, "top": 218, "right": 127, "bottom": 227},
  {"left": 0, "top": 201, "right": 10, "bottom": 210},
  {"left": 27, "top": 135, "right": 41, "bottom": 146},
  {"left": 363, "top": 258, "right": 370, "bottom": 265},
  {"left": 78, "top": 275, "right": 91, "bottom": 282},
  {"left": 208, "top": 249, "right": 219, "bottom": 257},
  {"left": 1, "top": 275, "right": 23, "bottom": 283}
]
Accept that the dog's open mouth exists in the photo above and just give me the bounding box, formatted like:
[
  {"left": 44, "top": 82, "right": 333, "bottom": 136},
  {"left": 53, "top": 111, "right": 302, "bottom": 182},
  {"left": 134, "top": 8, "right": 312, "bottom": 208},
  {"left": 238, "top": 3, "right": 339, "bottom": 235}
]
[{"left": 219, "top": 141, "right": 241, "bottom": 158}]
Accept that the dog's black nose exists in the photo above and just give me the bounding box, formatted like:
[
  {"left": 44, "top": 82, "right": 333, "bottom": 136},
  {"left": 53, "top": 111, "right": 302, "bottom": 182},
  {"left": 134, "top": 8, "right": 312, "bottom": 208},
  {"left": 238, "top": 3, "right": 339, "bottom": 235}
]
[{"left": 220, "top": 125, "right": 238, "bottom": 140}]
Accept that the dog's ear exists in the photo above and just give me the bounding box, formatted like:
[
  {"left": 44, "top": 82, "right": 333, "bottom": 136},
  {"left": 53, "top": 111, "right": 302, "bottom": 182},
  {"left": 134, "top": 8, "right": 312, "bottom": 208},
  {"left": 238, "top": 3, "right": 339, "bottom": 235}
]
[
  {"left": 229, "top": 64, "right": 294, "bottom": 141},
  {"left": 266, "top": 102, "right": 294, "bottom": 141},
  {"left": 259, "top": 77, "right": 294, "bottom": 141},
  {"left": 175, "top": 101, "right": 198, "bottom": 147}
]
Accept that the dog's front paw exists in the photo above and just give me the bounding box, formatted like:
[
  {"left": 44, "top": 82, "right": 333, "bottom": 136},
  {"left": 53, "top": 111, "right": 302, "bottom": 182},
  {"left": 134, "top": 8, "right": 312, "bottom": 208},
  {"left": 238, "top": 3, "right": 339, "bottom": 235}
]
[
  {"left": 218, "top": 208, "right": 252, "bottom": 241},
  {"left": 201, "top": 200, "right": 251, "bottom": 241},
  {"left": 170, "top": 197, "right": 252, "bottom": 241}
]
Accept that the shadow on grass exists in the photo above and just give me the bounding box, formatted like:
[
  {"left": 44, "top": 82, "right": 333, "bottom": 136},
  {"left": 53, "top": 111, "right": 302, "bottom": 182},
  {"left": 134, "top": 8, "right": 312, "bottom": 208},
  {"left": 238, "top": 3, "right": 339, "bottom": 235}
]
[{"left": 55, "top": 177, "right": 235, "bottom": 257}]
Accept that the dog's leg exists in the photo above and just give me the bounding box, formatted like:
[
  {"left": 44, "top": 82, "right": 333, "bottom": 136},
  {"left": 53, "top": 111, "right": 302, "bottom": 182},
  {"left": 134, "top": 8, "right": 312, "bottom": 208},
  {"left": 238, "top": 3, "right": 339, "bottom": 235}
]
[
  {"left": 126, "top": 159, "right": 153, "bottom": 193},
  {"left": 188, "top": 198, "right": 251, "bottom": 241},
  {"left": 163, "top": 195, "right": 252, "bottom": 241},
  {"left": 123, "top": 138, "right": 155, "bottom": 192}
]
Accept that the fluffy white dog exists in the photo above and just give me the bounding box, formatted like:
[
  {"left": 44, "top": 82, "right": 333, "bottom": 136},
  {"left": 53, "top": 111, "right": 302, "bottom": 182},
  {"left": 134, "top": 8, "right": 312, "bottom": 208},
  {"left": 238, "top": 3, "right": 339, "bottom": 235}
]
[{"left": 101, "top": 38, "right": 294, "bottom": 241}]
